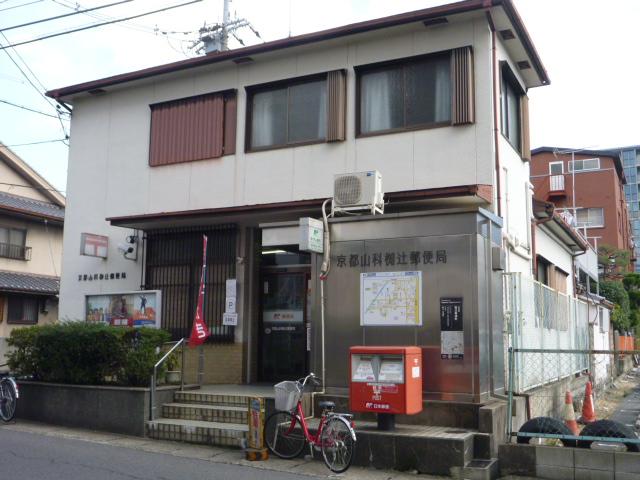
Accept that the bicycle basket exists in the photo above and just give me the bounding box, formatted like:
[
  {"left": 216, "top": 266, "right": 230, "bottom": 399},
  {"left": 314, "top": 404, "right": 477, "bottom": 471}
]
[{"left": 274, "top": 381, "right": 302, "bottom": 412}]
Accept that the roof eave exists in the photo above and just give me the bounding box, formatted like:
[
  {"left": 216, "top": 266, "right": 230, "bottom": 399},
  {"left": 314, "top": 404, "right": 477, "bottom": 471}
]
[{"left": 46, "top": 0, "right": 548, "bottom": 101}]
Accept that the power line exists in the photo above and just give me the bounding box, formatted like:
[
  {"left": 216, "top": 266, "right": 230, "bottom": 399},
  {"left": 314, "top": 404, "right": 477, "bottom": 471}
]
[
  {"left": 0, "top": 98, "right": 68, "bottom": 119},
  {"left": 0, "top": 0, "right": 135, "bottom": 33},
  {"left": 0, "top": 32, "right": 70, "bottom": 138},
  {"left": 4, "top": 138, "right": 68, "bottom": 147},
  {"left": 0, "top": 0, "right": 43, "bottom": 12},
  {"left": 0, "top": 0, "right": 203, "bottom": 50},
  {"left": 0, "top": 181, "right": 65, "bottom": 193}
]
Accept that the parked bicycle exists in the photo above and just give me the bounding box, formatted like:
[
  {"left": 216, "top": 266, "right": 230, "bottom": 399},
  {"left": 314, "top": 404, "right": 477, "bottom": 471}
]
[
  {"left": 264, "top": 372, "right": 356, "bottom": 473},
  {"left": 0, "top": 365, "right": 18, "bottom": 423}
]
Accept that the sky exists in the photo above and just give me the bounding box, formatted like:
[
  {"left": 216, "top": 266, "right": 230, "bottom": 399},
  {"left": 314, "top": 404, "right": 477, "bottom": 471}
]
[{"left": 0, "top": 0, "right": 639, "bottom": 195}]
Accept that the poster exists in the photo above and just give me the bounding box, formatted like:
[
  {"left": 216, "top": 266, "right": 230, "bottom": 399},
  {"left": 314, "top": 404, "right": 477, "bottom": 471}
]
[
  {"left": 360, "top": 271, "right": 422, "bottom": 326},
  {"left": 85, "top": 290, "right": 161, "bottom": 328},
  {"left": 440, "top": 297, "right": 463, "bottom": 359}
]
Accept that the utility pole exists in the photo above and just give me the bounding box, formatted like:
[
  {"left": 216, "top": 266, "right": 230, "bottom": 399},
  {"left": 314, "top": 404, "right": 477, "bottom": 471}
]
[{"left": 221, "top": 0, "right": 230, "bottom": 50}]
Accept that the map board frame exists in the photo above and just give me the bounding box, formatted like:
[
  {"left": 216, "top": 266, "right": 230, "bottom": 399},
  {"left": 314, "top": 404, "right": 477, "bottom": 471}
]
[{"left": 360, "top": 271, "right": 422, "bottom": 326}]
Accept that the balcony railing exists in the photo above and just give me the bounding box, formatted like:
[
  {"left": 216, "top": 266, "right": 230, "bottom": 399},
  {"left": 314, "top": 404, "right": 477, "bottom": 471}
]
[
  {"left": 0, "top": 243, "right": 31, "bottom": 260},
  {"left": 549, "top": 174, "right": 565, "bottom": 192}
]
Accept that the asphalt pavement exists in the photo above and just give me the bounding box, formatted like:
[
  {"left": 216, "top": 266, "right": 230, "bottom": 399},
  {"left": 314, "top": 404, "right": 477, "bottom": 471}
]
[{"left": 609, "top": 368, "right": 640, "bottom": 432}]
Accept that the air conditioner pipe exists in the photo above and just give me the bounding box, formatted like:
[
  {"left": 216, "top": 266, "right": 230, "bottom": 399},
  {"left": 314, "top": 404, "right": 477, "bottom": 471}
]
[{"left": 311, "top": 198, "right": 332, "bottom": 418}]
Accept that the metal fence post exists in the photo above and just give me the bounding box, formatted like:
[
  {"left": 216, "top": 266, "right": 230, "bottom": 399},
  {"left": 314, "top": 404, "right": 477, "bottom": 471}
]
[
  {"left": 180, "top": 339, "right": 186, "bottom": 391},
  {"left": 506, "top": 346, "right": 514, "bottom": 442}
]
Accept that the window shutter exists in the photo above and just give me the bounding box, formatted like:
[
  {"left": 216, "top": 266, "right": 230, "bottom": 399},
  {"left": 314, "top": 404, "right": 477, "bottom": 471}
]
[
  {"left": 223, "top": 92, "right": 237, "bottom": 155},
  {"left": 520, "top": 94, "right": 531, "bottom": 161},
  {"left": 149, "top": 92, "right": 228, "bottom": 166},
  {"left": 451, "top": 46, "right": 475, "bottom": 125},
  {"left": 326, "top": 69, "right": 346, "bottom": 142}
]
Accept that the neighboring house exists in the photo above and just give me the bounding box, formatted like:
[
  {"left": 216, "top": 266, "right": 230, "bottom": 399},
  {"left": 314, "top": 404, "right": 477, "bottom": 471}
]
[
  {"left": 48, "top": 0, "right": 548, "bottom": 394},
  {"left": 530, "top": 147, "right": 634, "bottom": 271},
  {"left": 0, "top": 144, "right": 65, "bottom": 362}
]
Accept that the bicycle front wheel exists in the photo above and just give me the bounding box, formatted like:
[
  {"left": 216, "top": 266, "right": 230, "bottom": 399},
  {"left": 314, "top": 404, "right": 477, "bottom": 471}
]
[
  {"left": 320, "top": 416, "right": 356, "bottom": 473},
  {"left": 264, "top": 411, "right": 306, "bottom": 459},
  {"left": 0, "top": 379, "right": 17, "bottom": 422}
]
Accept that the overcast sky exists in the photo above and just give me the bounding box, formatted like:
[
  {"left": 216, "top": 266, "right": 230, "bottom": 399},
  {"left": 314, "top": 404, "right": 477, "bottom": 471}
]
[{"left": 0, "top": 0, "right": 639, "bottom": 195}]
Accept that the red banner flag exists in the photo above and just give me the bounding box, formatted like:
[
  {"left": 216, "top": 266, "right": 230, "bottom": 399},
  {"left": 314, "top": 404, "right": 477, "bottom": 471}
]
[{"left": 189, "top": 235, "right": 210, "bottom": 347}]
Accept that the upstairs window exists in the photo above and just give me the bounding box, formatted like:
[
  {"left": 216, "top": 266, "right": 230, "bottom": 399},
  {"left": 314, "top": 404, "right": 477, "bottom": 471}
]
[
  {"left": 569, "top": 158, "right": 600, "bottom": 172},
  {"left": 549, "top": 161, "right": 564, "bottom": 175},
  {"left": 500, "top": 63, "right": 530, "bottom": 160},
  {"left": 246, "top": 70, "right": 346, "bottom": 151},
  {"left": 0, "top": 226, "right": 28, "bottom": 260},
  {"left": 576, "top": 207, "right": 604, "bottom": 228},
  {"left": 149, "top": 90, "right": 237, "bottom": 166}
]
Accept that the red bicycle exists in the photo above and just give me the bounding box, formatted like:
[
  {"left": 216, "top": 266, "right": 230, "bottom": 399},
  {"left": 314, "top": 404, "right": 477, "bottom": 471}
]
[{"left": 264, "top": 372, "right": 357, "bottom": 473}]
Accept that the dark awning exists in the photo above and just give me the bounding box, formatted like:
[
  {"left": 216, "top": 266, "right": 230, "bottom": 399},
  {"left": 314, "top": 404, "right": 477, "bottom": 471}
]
[{"left": 0, "top": 270, "right": 59, "bottom": 295}]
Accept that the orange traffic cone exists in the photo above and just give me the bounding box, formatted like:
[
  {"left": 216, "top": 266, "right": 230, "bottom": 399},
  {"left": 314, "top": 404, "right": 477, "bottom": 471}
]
[
  {"left": 579, "top": 381, "right": 596, "bottom": 424},
  {"left": 563, "top": 391, "right": 579, "bottom": 435}
]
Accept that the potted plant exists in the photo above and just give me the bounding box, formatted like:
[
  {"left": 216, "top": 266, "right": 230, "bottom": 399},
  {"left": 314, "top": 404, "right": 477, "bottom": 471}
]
[{"left": 165, "top": 351, "right": 181, "bottom": 384}]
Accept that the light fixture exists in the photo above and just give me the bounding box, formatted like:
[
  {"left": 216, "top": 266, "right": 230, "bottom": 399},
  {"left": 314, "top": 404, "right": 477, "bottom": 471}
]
[{"left": 262, "top": 249, "right": 287, "bottom": 255}]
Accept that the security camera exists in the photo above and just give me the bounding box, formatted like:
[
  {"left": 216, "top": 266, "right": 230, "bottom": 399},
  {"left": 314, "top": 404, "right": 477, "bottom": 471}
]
[
  {"left": 125, "top": 235, "right": 138, "bottom": 244},
  {"left": 117, "top": 243, "right": 134, "bottom": 255}
]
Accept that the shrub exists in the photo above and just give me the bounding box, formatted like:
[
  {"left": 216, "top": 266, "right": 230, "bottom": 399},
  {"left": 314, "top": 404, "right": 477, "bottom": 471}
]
[{"left": 7, "top": 323, "right": 170, "bottom": 386}]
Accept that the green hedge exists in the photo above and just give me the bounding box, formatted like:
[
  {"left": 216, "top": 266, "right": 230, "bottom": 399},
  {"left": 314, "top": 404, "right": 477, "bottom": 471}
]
[{"left": 7, "top": 323, "right": 171, "bottom": 386}]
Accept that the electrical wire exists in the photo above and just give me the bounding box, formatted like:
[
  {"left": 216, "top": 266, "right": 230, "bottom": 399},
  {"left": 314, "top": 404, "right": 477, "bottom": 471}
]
[
  {"left": 0, "top": 32, "right": 70, "bottom": 139},
  {"left": 3, "top": 138, "right": 68, "bottom": 147},
  {"left": 0, "top": 99, "right": 68, "bottom": 119},
  {"left": 0, "top": 0, "right": 135, "bottom": 32},
  {"left": 0, "top": 0, "right": 43, "bottom": 12},
  {"left": 0, "top": 178, "right": 65, "bottom": 193},
  {"left": 0, "top": 0, "right": 203, "bottom": 49}
]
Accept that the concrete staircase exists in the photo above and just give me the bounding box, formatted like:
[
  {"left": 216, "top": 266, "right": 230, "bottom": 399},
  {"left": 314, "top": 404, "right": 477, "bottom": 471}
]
[{"left": 146, "top": 390, "right": 249, "bottom": 447}]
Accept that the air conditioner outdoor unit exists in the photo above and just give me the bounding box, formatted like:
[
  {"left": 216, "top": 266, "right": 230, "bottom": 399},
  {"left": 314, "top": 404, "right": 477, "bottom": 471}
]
[{"left": 332, "top": 170, "right": 384, "bottom": 215}]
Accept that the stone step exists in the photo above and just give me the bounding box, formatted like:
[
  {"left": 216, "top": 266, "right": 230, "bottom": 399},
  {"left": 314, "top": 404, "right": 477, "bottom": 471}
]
[
  {"left": 146, "top": 418, "right": 248, "bottom": 448},
  {"left": 161, "top": 402, "right": 248, "bottom": 424},
  {"left": 452, "top": 459, "right": 500, "bottom": 480},
  {"left": 173, "top": 391, "right": 249, "bottom": 407}
]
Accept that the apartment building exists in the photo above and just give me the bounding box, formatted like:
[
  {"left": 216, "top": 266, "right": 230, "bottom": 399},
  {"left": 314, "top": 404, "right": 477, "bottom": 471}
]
[
  {"left": 621, "top": 146, "right": 640, "bottom": 271},
  {"left": 48, "top": 0, "right": 548, "bottom": 402},
  {"left": 531, "top": 147, "right": 634, "bottom": 271}
]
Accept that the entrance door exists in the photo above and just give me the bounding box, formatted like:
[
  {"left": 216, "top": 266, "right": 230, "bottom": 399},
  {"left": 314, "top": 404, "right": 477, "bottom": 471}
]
[{"left": 259, "top": 271, "right": 308, "bottom": 382}]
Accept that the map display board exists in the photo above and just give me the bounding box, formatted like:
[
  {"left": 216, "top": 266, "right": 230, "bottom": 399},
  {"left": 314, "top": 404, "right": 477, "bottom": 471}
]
[{"left": 360, "top": 271, "right": 422, "bottom": 326}]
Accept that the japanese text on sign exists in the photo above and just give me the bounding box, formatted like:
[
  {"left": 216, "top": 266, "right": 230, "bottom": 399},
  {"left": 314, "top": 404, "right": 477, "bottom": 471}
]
[{"left": 335, "top": 250, "right": 447, "bottom": 268}]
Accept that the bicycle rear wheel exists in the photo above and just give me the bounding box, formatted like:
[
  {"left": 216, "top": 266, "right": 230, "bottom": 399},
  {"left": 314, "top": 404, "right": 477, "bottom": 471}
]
[
  {"left": 264, "top": 411, "right": 306, "bottom": 459},
  {"left": 0, "top": 379, "right": 17, "bottom": 422},
  {"left": 320, "top": 416, "right": 356, "bottom": 473}
]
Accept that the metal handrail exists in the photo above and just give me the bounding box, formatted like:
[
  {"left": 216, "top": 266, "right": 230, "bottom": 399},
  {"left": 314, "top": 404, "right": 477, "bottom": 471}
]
[{"left": 149, "top": 338, "right": 187, "bottom": 421}]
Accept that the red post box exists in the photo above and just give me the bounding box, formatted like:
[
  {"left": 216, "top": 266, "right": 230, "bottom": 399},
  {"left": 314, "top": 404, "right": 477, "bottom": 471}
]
[{"left": 349, "top": 346, "right": 423, "bottom": 415}]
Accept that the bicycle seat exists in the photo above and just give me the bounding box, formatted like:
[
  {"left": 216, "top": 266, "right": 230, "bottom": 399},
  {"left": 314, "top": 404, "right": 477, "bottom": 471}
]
[{"left": 319, "top": 401, "right": 335, "bottom": 410}]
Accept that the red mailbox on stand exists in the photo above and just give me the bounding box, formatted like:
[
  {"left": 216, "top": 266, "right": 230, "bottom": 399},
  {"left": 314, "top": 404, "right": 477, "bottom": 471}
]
[{"left": 349, "top": 346, "right": 423, "bottom": 424}]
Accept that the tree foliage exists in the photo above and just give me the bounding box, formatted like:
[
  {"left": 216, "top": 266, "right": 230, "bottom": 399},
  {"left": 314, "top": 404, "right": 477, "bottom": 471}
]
[{"left": 600, "top": 280, "right": 631, "bottom": 331}]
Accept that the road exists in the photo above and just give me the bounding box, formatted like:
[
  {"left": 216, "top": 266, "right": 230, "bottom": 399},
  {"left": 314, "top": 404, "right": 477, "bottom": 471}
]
[
  {"left": 0, "top": 428, "right": 305, "bottom": 480},
  {"left": 609, "top": 368, "right": 640, "bottom": 432}
]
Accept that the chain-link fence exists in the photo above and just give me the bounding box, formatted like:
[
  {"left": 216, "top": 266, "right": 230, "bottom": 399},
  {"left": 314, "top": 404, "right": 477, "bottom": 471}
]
[{"left": 506, "top": 348, "right": 640, "bottom": 450}]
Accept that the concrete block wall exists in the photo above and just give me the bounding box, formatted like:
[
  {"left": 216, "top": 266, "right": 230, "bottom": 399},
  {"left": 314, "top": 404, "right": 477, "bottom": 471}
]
[
  {"left": 181, "top": 343, "right": 243, "bottom": 384},
  {"left": 500, "top": 444, "right": 640, "bottom": 480}
]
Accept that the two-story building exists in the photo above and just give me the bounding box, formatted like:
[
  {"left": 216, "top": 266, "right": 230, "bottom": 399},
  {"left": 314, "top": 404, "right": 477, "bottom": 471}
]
[
  {"left": 0, "top": 144, "right": 65, "bottom": 363},
  {"left": 49, "top": 0, "right": 548, "bottom": 402},
  {"left": 531, "top": 146, "right": 634, "bottom": 272}
]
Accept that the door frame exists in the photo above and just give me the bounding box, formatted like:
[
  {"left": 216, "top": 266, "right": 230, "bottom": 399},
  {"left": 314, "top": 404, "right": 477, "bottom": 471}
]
[{"left": 257, "top": 266, "right": 310, "bottom": 382}]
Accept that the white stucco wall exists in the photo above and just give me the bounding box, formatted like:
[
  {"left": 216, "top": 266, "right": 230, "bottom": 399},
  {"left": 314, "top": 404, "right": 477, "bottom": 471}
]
[{"left": 58, "top": 14, "right": 539, "bottom": 322}]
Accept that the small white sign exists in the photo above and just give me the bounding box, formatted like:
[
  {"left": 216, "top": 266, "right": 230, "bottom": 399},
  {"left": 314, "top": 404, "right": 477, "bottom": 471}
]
[
  {"left": 378, "top": 361, "right": 404, "bottom": 383},
  {"left": 226, "top": 279, "right": 237, "bottom": 298},
  {"left": 411, "top": 366, "right": 420, "bottom": 378},
  {"left": 223, "top": 313, "right": 238, "bottom": 326},
  {"left": 299, "top": 217, "right": 324, "bottom": 254},
  {"left": 225, "top": 297, "right": 236, "bottom": 314}
]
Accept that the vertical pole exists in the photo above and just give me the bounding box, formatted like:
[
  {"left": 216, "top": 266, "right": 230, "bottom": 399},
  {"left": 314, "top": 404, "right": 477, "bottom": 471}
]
[
  {"left": 198, "top": 344, "right": 204, "bottom": 385},
  {"left": 150, "top": 366, "right": 156, "bottom": 421},
  {"left": 180, "top": 339, "right": 185, "bottom": 391},
  {"left": 506, "top": 346, "right": 514, "bottom": 442},
  {"left": 572, "top": 151, "right": 576, "bottom": 214}
]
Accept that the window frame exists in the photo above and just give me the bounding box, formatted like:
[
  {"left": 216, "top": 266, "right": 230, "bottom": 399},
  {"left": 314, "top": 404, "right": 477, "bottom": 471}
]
[
  {"left": 7, "top": 295, "right": 39, "bottom": 325},
  {"left": 499, "top": 63, "right": 525, "bottom": 154},
  {"left": 354, "top": 50, "right": 453, "bottom": 138},
  {"left": 575, "top": 207, "right": 605, "bottom": 228},
  {"left": 148, "top": 89, "right": 237, "bottom": 167},
  {"left": 0, "top": 225, "right": 28, "bottom": 260},
  {"left": 568, "top": 157, "right": 600, "bottom": 172},
  {"left": 549, "top": 161, "right": 564, "bottom": 175},
  {"left": 244, "top": 72, "right": 330, "bottom": 153}
]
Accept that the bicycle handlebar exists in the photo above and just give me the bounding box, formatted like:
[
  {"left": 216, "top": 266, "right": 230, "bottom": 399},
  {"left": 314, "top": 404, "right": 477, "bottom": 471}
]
[{"left": 299, "top": 372, "right": 320, "bottom": 388}]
